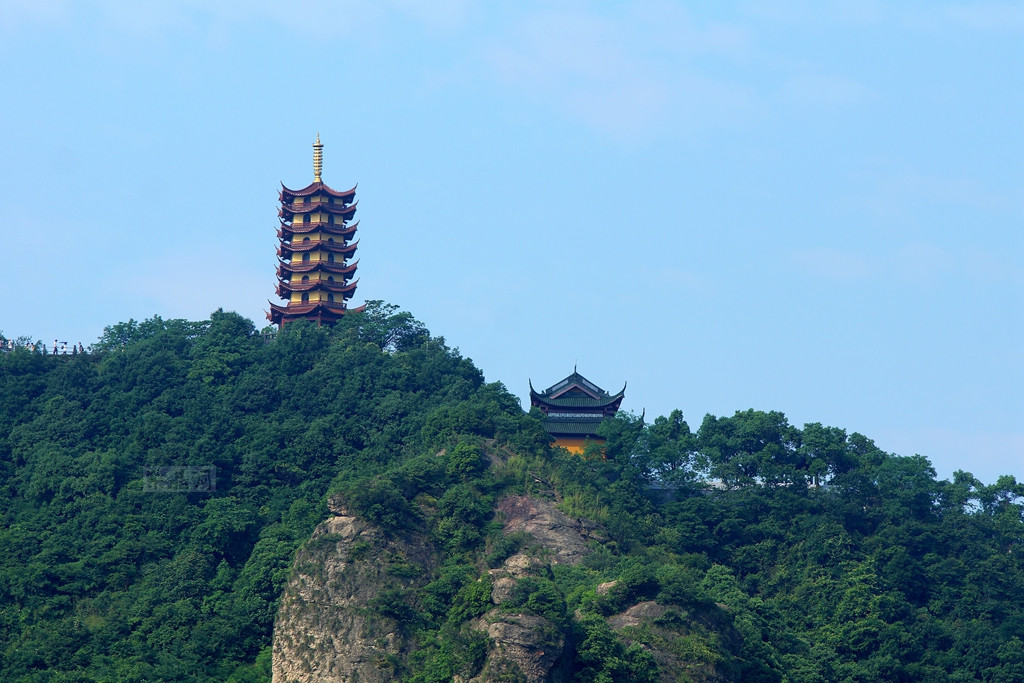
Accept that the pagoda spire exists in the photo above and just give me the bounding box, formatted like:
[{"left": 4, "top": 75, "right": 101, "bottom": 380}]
[{"left": 313, "top": 133, "right": 323, "bottom": 182}]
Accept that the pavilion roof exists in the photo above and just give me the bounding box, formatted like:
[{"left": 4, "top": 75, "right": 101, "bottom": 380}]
[{"left": 529, "top": 370, "right": 625, "bottom": 410}]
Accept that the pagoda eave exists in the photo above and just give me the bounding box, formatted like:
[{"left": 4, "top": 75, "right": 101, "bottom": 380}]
[
  {"left": 268, "top": 299, "right": 348, "bottom": 316},
  {"left": 277, "top": 249, "right": 358, "bottom": 261},
  {"left": 277, "top": 271, "right": 358, "bottom": 287},
  {"left": 268, "top": 299, "right": 366, "bottom": 327},
  {"left": 279, "top": 221, "right": 358, "bottom": 239},
  {"left": 277, "top": 259, "right": 359, "bottom": 277},
  {"left": 275, "top": 288, "right": 357, "bottom": 301},
  {"left": 279, "top": 201, "right": 357, "bottom": 219},
  {"left": 279, "top": 180, "right": 357, "bottom": 201},
  {"left": 277, "top": 239, "right": 359, "bottom": 256},
  {"left": 276, "top": 279, "right": 359, "bottom": 296}
]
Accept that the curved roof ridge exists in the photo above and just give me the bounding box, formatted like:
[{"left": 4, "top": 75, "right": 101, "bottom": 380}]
[
  {"left": 280, "top": 200, "right": 358, "bottom": 216},
  {"left": 543, "top": 369, "right": 612, "bottom": 400},
  {"left": 280, "top": 180, "right": 357, "bottom": 198},
  {"left": 530, "top": 369, "right": 625, "bottom": 408}
]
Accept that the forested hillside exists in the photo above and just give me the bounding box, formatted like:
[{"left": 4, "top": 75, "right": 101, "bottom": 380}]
[{"left": 2, "top": 305, "right": 1023, "bottom": 681}]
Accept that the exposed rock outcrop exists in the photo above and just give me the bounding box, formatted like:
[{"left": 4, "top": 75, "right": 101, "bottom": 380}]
[
  {"left": 459, "top": 496, "right": 597, "bottom": 682},
  {"left": 469, "top": 611, "right": 565, "bottom": 683},
  {"left": 271, "top": 508, "right": 435, "bottom": 683},
  {"left": 607, "top": 600, "right": 669, "bottom": 630},
  {"left": 608, "top": 601, "right": 740, "bottom": 683},
  {"left": 496, "top": 495, "right": 602, "bottom": 566},
  {"left": 488, "top": 552, "right": 538, "bottom": 605}
]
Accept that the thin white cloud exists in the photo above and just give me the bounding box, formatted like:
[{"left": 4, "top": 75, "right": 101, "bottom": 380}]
[
  {"left": 890, "top": 242, "right": 954, "bottom": 286},
  {"left": 743, "top": 1, "right": 1024, "bottom": 32},
  {"left": 903, "top": 3, "right": 1024, "bottom": 32},
  {"left": 865, "top": 171, "right": 1020, "bottom": 222},
  {"left": 791, "top": 242, "right": 1021, "bottom": 287},
  {"left": 791, "top": 247, "right": 875, "bottom": 282},
  {"left": 0, "top": 0, "right": 465, "bottom": 37},
  {"left": 742, "top": 0, "right": 885, "bottom": 28},
  {"left": 0, "top": 0, "right": 68, "bottom": 27},
  {"left": 625, "top": 0, "right": 753, "bottom": 58},
  {"left": 484, "top": 4, "right": 760, "bottom": 140},
  {"left": 778, "top": 73, "right": 875, "bottom": 109},
  {"left": 388, "top": 0, "right": 474, "bottom": 33},
  {"left": 656, "top": 267, "right": 712, "bottom": 292},
  {"left": 961, "top": 247, "right": 1024, "bottom": 285}
]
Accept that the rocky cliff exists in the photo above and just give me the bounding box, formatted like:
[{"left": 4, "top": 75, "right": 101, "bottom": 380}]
[
  {"left": 271, "top": 500, "right": 436, "bottom": 683},
  {"left": 272, "top": 490, "right": 735, "bottom": 682},
  {"left": 465, "top": 495, "right": 591, "bottom": 682}
]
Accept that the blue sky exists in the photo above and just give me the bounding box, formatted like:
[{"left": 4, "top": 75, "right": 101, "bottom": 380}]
[{"left": 1, "top": 1, "right": 1021, "bottom": 483}]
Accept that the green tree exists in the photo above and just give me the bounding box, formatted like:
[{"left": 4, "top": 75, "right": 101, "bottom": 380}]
[{"left": 643, "top": 409, "right": 700, "bottom": 488}]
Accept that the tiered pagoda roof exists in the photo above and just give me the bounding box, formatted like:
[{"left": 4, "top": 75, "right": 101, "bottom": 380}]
[
  {"left": 278, "top": 220, "right": 358, "bottom": 240},
  {"left": 529, "top": 370, "right": 625, "bottom": 449},
  {"left": 267, "top": 135, "right": 365, "bottom": 327},
  {"left": 276, "top": 260, "right": 358, "bottom": 278},
  {"left": 277, "top": 238, "right": 359, "bottom": 259},
  {"left": 279, "top": 180, "right": 356, "bottom": 201},
  {"left": 276, "top": 278, "right": 358, "bottom": 298},
  {"left": 278, "top": 198, "right": 358, "bottom": 222}
]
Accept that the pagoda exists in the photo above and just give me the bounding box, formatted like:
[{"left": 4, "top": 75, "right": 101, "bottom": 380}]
[
  {"left": 268, "top": 134, "right": 364, "bottom": 327},
  {"left": 529, "top": 369, "right": 625, "bottom": 454}
]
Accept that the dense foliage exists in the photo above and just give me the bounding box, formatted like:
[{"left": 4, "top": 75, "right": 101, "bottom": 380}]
[
  {"left": 2, "top": 305, "right": 1023, "bottom": 681},
  {"left": 0, "top": 303, "right": 535, "bottom": 681},
  {"left": 526, "top": 412, "right": 1024, "bottom": 681}
]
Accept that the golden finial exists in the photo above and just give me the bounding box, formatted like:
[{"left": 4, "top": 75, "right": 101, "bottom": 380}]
[{"left": 313, "top": 133, "right": 324, "bottom": 182}]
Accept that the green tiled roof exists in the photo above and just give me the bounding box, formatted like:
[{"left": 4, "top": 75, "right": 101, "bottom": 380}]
[
  {"left": 540, "top": 395, "right": 622, "bottom": 409},
  {"left": 543, "top": 420, "right": 606, "bottom": 437},
  {"left": 529, "top": 370, "right": 625, "bottom": 411},
  {"left": 536, "top": 371, "right": 612, "bottom": 398}
]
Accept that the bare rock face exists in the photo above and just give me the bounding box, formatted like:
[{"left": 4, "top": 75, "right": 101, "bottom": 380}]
[
  {"left": 470, "top": 611, "right": 564, "bottom": 683},
  {"left": 496, "top": 495, "right": 600, "bottom": 565},
  {"left": 608, "top": 601, "right": 682, "bottom": 683},
  {"left": 607, "top": 600, "right": 669, "bottom": 630},
  {"left": 271, "top": 512, "right": 435, "bottom": 683},
  {"left": 488, "top": 552, "right": 537, "bottom": 605},
  {"left": 462, "top": 497, "right": 598, "bottom": 681},
  {"left": 608, "top": 601, "right": 739, "bottom": 683},
  {"left": 272, "top": 493, "right": 604, "bottom": 682}
]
